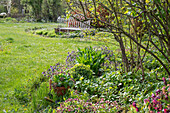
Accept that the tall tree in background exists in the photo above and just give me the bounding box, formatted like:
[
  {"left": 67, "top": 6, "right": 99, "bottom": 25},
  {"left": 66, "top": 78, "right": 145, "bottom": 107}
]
[
  {"left": 0, "top": 0, "right": 6, "bottom": 13},
  {"left": 48, "top": 0, "right": 62, "bottom": 22},
  {"left": 42, "top": 0, "right": 50, "bottom": 22},
  {"left": 21, "top": 0, "right": 63, "bottom": 22},
  {"left": 0, "top": 0, "right": 12, "bottom": 15},
  {"left": 11, "top": 0, "right": 23, "bottom": 14},
  {"left": 21, "top": 0, "right": 43, "bottom": 21},
  {"left": 42, "top": 0, "right": 63, "bottom": 22}
]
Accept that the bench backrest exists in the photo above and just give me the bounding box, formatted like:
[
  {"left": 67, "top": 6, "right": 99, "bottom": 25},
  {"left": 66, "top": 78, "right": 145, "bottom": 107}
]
[{"left": 67, "top": 16, "right": 90, "bottom": 29}]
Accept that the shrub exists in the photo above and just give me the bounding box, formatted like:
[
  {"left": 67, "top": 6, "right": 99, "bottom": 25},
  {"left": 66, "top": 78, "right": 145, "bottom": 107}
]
[
  {"left": 95, "top": 32, "right": 114, "bottom": 38},
  {"left": 0, "top": 17, "right": 18, "bottom": 23},
  {"left": 5, "top": 37, "right": 14, "bottom": 43},
  {"left": 69, "top": 63, "right": 93, "bottom": 80},
  {"left": 47, "top": 30, "right": 56, "bottom": 37},
  {"left": 35, "top": 30, "right": 44, "bottom": 35},
  {"left": 42, "top": 30, "right": 49, "bottom": 36}
]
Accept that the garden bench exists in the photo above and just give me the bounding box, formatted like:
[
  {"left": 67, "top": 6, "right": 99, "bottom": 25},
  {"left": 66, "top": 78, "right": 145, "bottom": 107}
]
[{"left": 55, "top": 14, "right": 90, "bottom": 33}]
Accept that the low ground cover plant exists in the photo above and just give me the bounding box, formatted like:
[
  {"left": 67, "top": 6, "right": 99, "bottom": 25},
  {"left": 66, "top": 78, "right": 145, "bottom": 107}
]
[
  {"left": 25, "top": 26, "right": 86, "bottom": 38},
  {"left": 55, "top": 98, "right": 120, "bottom": 112},
  {"left": 35, "top": 46, "right": 168, "bottom": 113},
  {"left": 0, "top": 17, "right": 18, "bottom": 23}
]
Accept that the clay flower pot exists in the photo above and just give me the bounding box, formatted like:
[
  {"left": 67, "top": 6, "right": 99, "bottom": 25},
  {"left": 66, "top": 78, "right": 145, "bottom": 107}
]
[{"left": 53, "top": 85, "right": 70, "bottom": 96}]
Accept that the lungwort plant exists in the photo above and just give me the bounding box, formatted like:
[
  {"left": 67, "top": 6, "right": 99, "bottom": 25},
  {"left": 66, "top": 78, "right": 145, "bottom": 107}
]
[{"left": 66, "top": 46, "right": 115, "bottom": 76}]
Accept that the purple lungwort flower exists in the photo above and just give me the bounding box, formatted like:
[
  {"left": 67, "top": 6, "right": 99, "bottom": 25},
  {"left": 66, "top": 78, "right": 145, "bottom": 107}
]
[
  {"left": 52, "top": 69, "right": 54, "bottom": 72},
  {"left": 55, "top": 100, "right": 59, "bottom": 104},
  {"left": 56, "top": 63, "right": 60, "bottom": 66},
  {"left": 50, "top": 66, "right": 53, "bottom": 69}
]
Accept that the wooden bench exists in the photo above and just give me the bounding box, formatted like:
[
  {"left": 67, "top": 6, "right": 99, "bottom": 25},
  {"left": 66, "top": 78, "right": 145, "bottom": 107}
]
[
  {"left": 67, "top": 17, "right": 90, "bottom": 29},
  {"left": 55, "top": 15, "right": 90, "bottom": 33}
]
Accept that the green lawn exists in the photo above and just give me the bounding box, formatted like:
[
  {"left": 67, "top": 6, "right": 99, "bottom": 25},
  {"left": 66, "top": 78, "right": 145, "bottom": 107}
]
[{"left": 0, "top": 23, "right": 116, "bottom": 111}]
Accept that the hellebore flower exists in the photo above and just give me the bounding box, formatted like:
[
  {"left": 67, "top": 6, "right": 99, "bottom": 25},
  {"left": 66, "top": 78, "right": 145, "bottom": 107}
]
[
  {"left": 132, "top": 102, "right": 136, "bottom": 108},
  {"left": 162, "top": 86, "right": 166, "bottom": 94},
  {"left": 165, "top": 95, "right": 168, "bottom": 100},
  {"left": 153, "top": 100, "right": 157, "bottom": 104},
  {"left": 164, "top": 109, "right": 168, "bottom": 113},
  {"left": 162, "top": 77, "right": 167, "bottom": 85},
  {"left": 156, "top": 89, "right": 161, "bottom": 95},
  {"left": 136, "top": 107, "right": 139, "bottom": 112},
  {"left": 144, "top": 99, "right": 150, "bottom": 103},
  {"left": 154, "top": 107, "right": 158, "bottom": 110},
  {"left": 152, "top": 93, "right": 156, "bottom": 99},
  {"left": 155, "top": 96, "right": 160, "bottom": 99}
]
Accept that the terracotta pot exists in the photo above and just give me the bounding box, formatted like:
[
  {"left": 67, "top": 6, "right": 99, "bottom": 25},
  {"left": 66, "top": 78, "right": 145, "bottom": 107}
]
[{"left": 53, "top": 86, "right": 70, "bottom": 96}]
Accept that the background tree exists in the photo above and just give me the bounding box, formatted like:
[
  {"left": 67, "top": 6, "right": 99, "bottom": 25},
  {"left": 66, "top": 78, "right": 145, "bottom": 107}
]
[
  {"left": 0, "top": 0, "right": 6, "bottom": 13},
  {"left": 0, "top": 0, "right": 12, "bottom": 15},
  {"left": 21, "top": 0, "right": 43, "bottom": 21},
  {"left": 21, "top": 0, "right": 64, "bottom": 22},
  {"left": 11, "top": 0, "right": 23, "bottom": 15},
  {"left": 42, "top": 0, "right": 63, "bottom": 22},
  {"left": 66, "top": 0, "right": 170, "bottom": 78}
]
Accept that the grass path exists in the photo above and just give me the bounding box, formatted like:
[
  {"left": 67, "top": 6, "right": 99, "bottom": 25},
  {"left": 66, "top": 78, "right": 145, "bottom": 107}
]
[{"left": 0, "top": 23, "right": 109, "bottom": 111}]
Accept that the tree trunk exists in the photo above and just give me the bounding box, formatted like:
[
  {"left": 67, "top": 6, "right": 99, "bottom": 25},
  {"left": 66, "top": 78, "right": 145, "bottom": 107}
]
[{"left": 118, "top": 37, "right": 129, "bottom": 72}]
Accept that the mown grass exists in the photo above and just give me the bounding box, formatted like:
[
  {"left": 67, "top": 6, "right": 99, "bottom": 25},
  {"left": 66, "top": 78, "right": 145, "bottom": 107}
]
[{"left": 0, "top": 23, "right": 118, "bottom": 111}]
